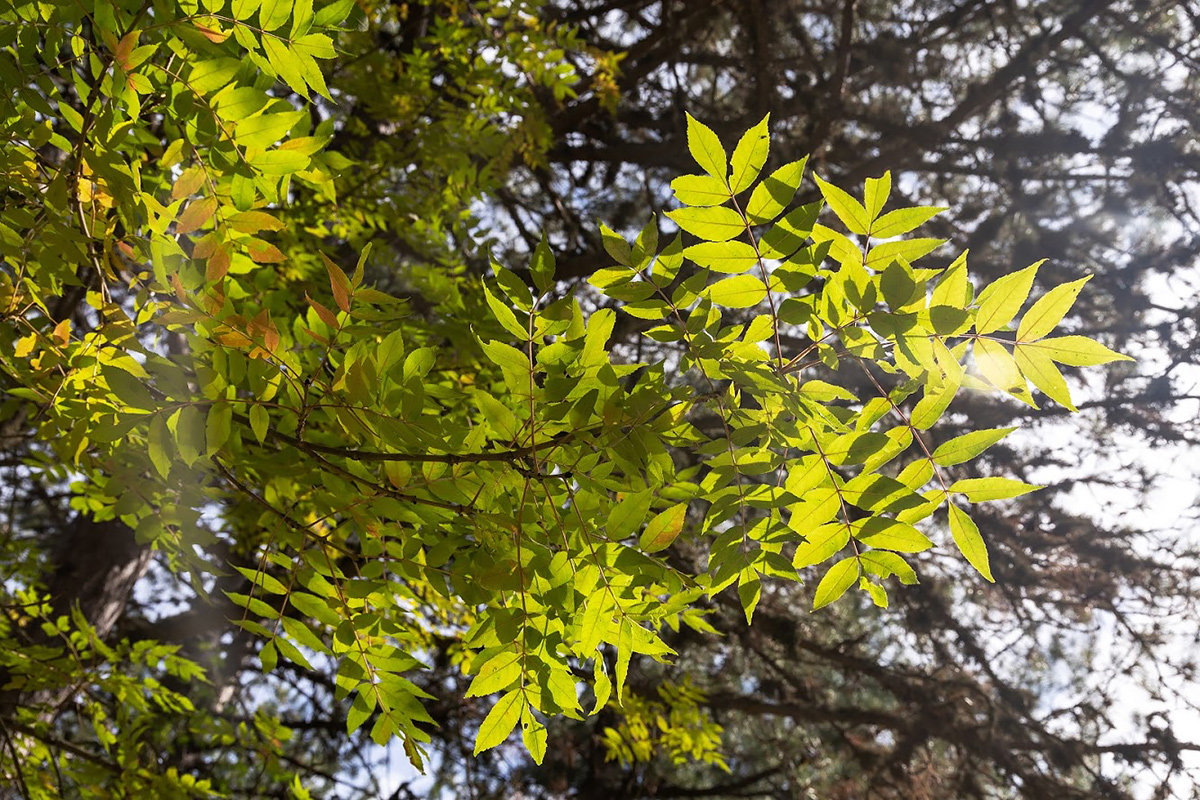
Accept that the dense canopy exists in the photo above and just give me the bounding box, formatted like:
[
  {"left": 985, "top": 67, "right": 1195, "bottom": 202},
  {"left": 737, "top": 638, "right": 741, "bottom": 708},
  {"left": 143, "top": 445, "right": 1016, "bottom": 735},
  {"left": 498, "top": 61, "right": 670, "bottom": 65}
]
[{"left": 0, "top": 1, "right": 1195, "bottom": 799}]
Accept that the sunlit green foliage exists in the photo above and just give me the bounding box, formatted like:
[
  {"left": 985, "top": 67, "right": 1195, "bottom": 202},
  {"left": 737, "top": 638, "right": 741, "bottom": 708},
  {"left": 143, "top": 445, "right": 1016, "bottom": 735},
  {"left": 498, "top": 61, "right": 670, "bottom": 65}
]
[{"left": 0, "top": 0, "right": 1130, "bottom": 790}]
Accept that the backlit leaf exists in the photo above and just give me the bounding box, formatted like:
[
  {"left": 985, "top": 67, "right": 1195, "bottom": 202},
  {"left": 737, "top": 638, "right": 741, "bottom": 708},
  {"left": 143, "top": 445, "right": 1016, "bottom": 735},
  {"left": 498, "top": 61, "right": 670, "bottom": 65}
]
[
  {"left": 974, "top": 261, "right": 1041, "bottom": 335},
  {"left": 473, "top": 689, "right": 522, "bottom": 755},
  {"left": 685, "top": 113, "right": 728, "bottom": 181},
  {"left": 949, "top": 505, "right": 993, "bottom": 582},
  {"left": 931, "top": 427, "right": 1016, "bottom": 466},
  {"left": 1017, "top": 276, "right": 1091, "bottom": 342},
  {"left": 729, "top": 114, "right": 769, "bottom": 193},
  {"left": 812, "top": 557, "right": 859, "bottom": 610}
]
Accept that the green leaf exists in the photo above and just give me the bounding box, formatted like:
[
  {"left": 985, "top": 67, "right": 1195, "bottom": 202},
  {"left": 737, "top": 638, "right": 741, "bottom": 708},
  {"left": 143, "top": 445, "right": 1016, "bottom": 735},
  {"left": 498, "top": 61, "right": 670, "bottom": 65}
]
[
  {"left": 974, "top": 261, "right": 1041, "bottom": 335},
  {"left": 728, "top": 114, "right": 769, "bottom": 193},
  {"left": 671, "top": 174, "right": 731, "bottom": 207},
  {"left": 578, "top": 593, "right": 612, "bottom": 655},
  {"left": 707, "top": 274, "right": 767, "bottom": 308},
  {"left": 258, "top": 0, "right": 291, "bottom": 30},
  {"left": 949, "top": 477, "right": 1042, "bottom": 502},
  {"left": 262, "top": 38, "right": 309, "bottom": 98},
  {"left": 871, "top": 206, "right": 946, "bottom": 238},
  {"left": 737, "top": 567, "right": 761, "bottom": 623},
  {"left": 685, "top": 113, "right": 728, "bottom": 182},
  {"left": 745, "top": 158, "right": 807, "bottom": 223},
  {"left": 1016, "top": 276, "right": 1092, "bottom": 341},
  {"left": 607, "top": 489, "right": 653, "bottom": 540},
  {"left": 188, "top": 58, "right": 242, "bottom": 94},
  {"left": 530, "top": 235, "right": 555, "bottom": 291},
  {"left": 148, "top": 414, "right": 172, "bottom": 479},
  {"left": 206, "top": 402, "right": 233, "bottom": 456},
  {"left": 666, "top": 206, "right": 746, "bottom": 242},
  {"left": 480, "top": 340, "right": 532, "bottom": 396},
  {"left": 931, "top": 427, "right": 1015, "bottom": 466},
  {"left": 235, "top": 111, "right": 304, "bottom": 149},
  {"left": 1023, "top": 335, "right": 1131, "bottom": 366},
  {"left": 948, "top": 505, "right": 993, "bottom": 582},
  {"left": 483, "top": 285, "right": 526, "bottom": 339},
  {"left": 854, "top": 518, "right": 933, "bottom": 553},
  {"left": 863, "top": 171, "right": 891, "bottom": 221},
  {"left": 814, "top": 175, "right": 870, "bottom": 235},
  {"left": 101, "top": 364, "right": 154, "bottom": 410},
  {"left": 345, "top": 692, "right": 374, "bottom": 735},
  {"left": 1013, "top": 344, "right": 1075, "bottom": 411},
  {"left": 641, "top": 503, "right": 686, "bottom": 552},
  {"left": 684, "top": 241, "right": 759, "bottom": 273},
  {"left": 600, "top": 223, "right": 632, "bottom": 266},
  {"left": 473, "top": 689, "right": 523, "bottom": 755},
  {"left": 474, "top": 390, "right": 519, "bottom": 441},
  {"left": 812, "top": 557, "right": 859, "bottom": 610}
]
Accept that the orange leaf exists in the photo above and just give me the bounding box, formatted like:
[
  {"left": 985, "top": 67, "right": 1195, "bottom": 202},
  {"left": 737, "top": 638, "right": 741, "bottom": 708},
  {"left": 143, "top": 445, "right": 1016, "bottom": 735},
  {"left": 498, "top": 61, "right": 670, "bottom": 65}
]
[
  {"left": 192, "top": 232, "right": 221, "bottom": 259},
  {"left": 248, "top": 240, "right": 286, "bottom": 263},
  {"left": 115, "top": 31, "right": 138, "bottom": 68},
  {"left": 321, "top": 253, "right": 352, "bottom": 312},
  {"left": 52, "top": 318, "right": 71, "bottom": 346},
  {"left": 170, "top": 272, "right": 187, "bottom": 302},
  {"left": 194, "top": 20, "right": 229, "bottom": 44},
  {"left": 172, "top": 167, "right": 205, "bottom": 200},
  {"left": 228, "top": 210, "right": 284, "bottom": 234},
  {"left": 306, "top": 294, "right": 339, "bottom": 328},
  {"left": 176, "top": 197, "right": 217, "bottom": 234},
  {"left": 206, "top": 244, "right": 231, "bottom": 282}
]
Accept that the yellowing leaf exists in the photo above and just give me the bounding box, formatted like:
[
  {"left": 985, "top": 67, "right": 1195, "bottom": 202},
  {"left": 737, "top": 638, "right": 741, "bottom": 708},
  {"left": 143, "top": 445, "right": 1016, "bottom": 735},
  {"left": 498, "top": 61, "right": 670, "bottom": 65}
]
[
  {"left": 641, "top": 503, "right": 686, "bottom": 552},
  {"left": 812, "top": 556, "right": 859, "bottom": 610},
  {"left": 521, "top": 709, "right": 548, "bottom": 765},
  {"left": 973, "top": 338, "right": 1034, "bottom": 405},
  {"left": 871, "top": 206, "right": 946, "bottom": 239},
  {"left": 931, "top": 427, "right": 1015, "bottom": 466},
  {"left": 685, "top": 113, "right": 727, "bottom": 182},
  {"left": 473, "top": 689, "right": 522, "bottom": 755},
  {"left": 792, "top": 522, "right": 850, "bottom": 569},
  {"left": 854, "top": 518, "right": 933, "bottom": 553},
  {"left": 1013, "top": 344, "right": 1075, "bottom": 410},
  {"left": 1017, "top": 276, "right": 1090, "bottom": 341},
  {"left": 228, "top": 210, "right": 284, "bottom": 233},
  {"left": 684, "top": 240, "right": 758, "bottom": 273},
  {"left": 707, "top": 274, "right": 767, "bottom": 308},
  {"left": 1023, "top": 335, "right": 1131, "bottom": 366},
  {"left": 666, "top": 206, "right": 746, "bottom": 242},
  {"left": 949, "top": 504, "right": 993, "bottom": 582},
  {"left": 974, "top": 260, "right": 1043, "bottom": 335},
  {"left": 863, "top": 171, "right": 891, "bottom": 221},
  {"left": 745, "top": 157, "right": 807, "bottom": 223},
  {"left": 172, "top": 167, "right": 206, "bottom": 200},
  {"left": 671, "top": 174, "right": 730, "bottom": 207},
  {"left": 814, "top": 175, "right": 870, "bottom": 235},
  {"left": 949, "top": 477, "right": 1042, "bottom": 502},
  {"left": 465, "top": 652, "right": 522, "bottom": 698},
  {"left": 728, "top": 113, "right": 769, "bottom": 193}
]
